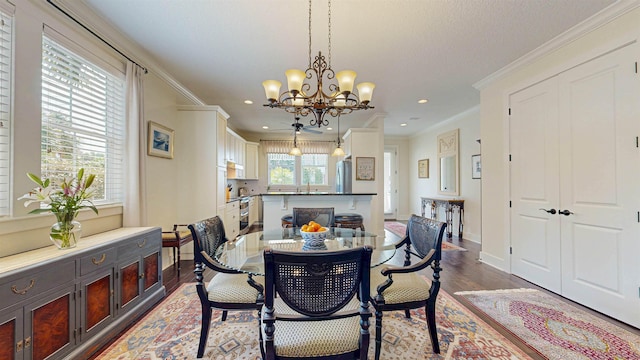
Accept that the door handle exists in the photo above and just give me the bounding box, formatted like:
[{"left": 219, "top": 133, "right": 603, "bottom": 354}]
[
  {"left": 558, "top": 209, "right": 574, "bottom": 216},
  {"left": 539, "top": 208, "right": 556, "bottom": 214}
]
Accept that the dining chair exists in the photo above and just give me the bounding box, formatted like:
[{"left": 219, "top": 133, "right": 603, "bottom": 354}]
[
  {"left": 291, "top": 207, "right": 335, "bottom": 228},
  {"left": 370, "top": 214, "right": 446, "bottom": 359},
  {"left": 261, "top": 246, "right": 372, "bottom": 360},
  {"left": 189, "top": 216, "right": 264, "bottom": 359}
]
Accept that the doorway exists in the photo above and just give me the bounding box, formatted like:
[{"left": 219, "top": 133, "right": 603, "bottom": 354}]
[{"left": 384, "top": 146, "right": 397, "bottom": 220}]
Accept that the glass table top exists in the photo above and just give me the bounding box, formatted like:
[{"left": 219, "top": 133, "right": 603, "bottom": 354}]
[{"left": 214, "top": 227, "right": 398, "bottom": 275}]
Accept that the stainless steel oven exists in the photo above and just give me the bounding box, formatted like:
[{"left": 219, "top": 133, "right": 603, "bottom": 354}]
[{"left": 239, "top": 197, "right": 250, "bottom": 233}]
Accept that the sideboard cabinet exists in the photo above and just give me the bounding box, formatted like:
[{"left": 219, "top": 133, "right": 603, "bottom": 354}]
[{"left": 0, "top": 227, "right": 164, "bottom": 360}]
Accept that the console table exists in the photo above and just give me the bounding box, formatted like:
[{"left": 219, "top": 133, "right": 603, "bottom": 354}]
[
  {"left": 0, "top": 227, "right": 164, "bottom": 360},
  {"left": 421, "top": 197, "right": 464, "bottom": 238}
]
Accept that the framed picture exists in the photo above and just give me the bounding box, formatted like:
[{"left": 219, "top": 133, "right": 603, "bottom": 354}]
[
  {"left": 147, "top": 121, "right": 174, "bottom": 159},
  {"left": 418, "top": 159, "right": 429, "bottom": 178},
  {"left": 356, "top": 157, "right": 375, "bottom": 181},
  {"left": 471, "top": 154, "right": 481, "bottom": 179}
]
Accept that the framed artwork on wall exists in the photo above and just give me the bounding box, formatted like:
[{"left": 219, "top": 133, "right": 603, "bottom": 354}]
[
  {"left": 418, "top": 159, "right": 429, "bottom": 178},
  {"left": 472, "top": 154, "right": 481, "bottom": 179},
  {"left": 356, "top": 157, "right": 375, "bottom": 181},
  {"left": 147, "top": 121, "right": 174, "bottom": 159}
]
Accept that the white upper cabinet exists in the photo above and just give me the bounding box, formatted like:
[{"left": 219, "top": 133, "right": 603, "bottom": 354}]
[{"left": 245, "top": 142, "right": 259, "bottom": 180}]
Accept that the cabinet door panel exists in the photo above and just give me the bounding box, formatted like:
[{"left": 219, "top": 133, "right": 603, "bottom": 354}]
[
  {"left": 120, "top": 261, "right": 140, "bottom": 308},
  {"left": 0, "top": 310, "right": 19, "bottom": 360},
  {"left": 30, "top": 291, "right": 72, "bottom": 360},
  {"left": 143, "top": 252, "right": 159, "bottom": 291},
  {"left": 86, "top": 275, "right": 111, "bottom": 330}
]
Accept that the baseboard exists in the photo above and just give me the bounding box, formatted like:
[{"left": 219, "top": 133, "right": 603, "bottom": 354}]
[{"left": 478, "top": 251, "right": 507, "bottom": 272}]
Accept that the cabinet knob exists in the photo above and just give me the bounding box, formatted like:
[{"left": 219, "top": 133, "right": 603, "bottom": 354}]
[
  {"left": 138, "top": 239, "right": 147, "bottom": 248},
  {"left": 139, "top": 273, "right": 145, "bottom": 279}
]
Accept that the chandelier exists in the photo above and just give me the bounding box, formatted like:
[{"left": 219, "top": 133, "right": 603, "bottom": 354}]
[{"left": 262, "top": 0, "right": 375, "bottom": 128}]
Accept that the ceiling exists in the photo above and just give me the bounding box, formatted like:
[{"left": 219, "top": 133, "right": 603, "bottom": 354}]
[{"left": 75, "top": 0, "right": 616, "bottom": 138}]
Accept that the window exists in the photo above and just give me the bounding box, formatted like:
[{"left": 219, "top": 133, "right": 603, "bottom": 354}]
[
  {"left": 267, "top": 153, "right": 328, "bottom": 186},
  {"left": 41, "top": 35, "right": 125, "bottom": 205},
  {"left": 0, "top": 9, "right": 12, "bottom": 216},
  {"left": 301, "top": 154, "right": 328, "bottom": 185},
  {"left": 268, "top": 153, "right": 295, "bottom": 185}
]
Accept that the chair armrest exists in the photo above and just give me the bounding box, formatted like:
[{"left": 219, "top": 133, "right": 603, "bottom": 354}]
[
  {"left": 390, "top": 235, "right": 410, "bottom": 249},
  {"left": 380, "top": 248, "right": 436, "bottom": 276}
]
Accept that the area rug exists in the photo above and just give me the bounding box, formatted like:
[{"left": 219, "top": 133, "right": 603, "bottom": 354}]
[
  {"left": 384, "top": 221, "right": 467, "bottom": 251},
  {"left": 96, "top": 283, "right": 533, "bottom": 360},
  {"left": 456, "top": 288, "right": 640, "bottom": 360}
]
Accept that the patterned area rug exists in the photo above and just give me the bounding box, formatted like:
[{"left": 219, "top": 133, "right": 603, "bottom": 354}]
[
  {"left": 456, "top": 289, "right": 640, "bottom": 360},
  {"left": 97, "top": 283, "right": 533, "bottom": 360},
  {"left": 384, "top": 221, "right": 467, "bottom": 251}
]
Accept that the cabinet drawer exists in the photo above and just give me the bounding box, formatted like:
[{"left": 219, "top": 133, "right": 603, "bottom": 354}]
[
  {"left": 0, "top": 260, "right": 74, "bottom": 310},
  {"left": 117, "top": 234, "right": 155, "bottom": 258},
  {"left": 227, "top": 201, "right": 239, "bottom": 210},
  {"left": 80, "top": 248, "right": 116, "bottom": 276}
]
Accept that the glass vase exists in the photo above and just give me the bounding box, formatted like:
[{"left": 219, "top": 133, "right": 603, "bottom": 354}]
[{"left": 50, "top": 213, "right": 81, "bottom": 249}]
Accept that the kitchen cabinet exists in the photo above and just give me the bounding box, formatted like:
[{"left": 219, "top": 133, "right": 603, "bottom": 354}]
[
  {"left": 177, "top": 105, "right": 229, "bottom": 220},
  {"left": 0, "top": 227, "right": 163, "bottom": 360},
  {"left": 225, "top": 201, "right": 240, "bottom": 240},
  {"left": 248, "top": 196, "right": 259, "bottom": 227},
  {"left": 244, "top": 142, "right": 259, "bottom": 180},
  {"left": 226, "top": 131, "right": 236, "bottom": 163}
]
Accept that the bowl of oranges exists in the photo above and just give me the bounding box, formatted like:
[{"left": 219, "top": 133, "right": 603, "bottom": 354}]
[{"left": 300, "top": 221, "right": 329, "bottom": 243}]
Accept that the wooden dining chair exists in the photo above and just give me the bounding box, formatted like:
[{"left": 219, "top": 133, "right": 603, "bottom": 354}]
[
  {"left": 189, "top": 216, "right": 264, "bottom": 359},
  {"left": 291, "top": 207, "right": 335, "bottom": 228},
  {"left": 261, "top": 246, "right": 372, "bottom": 360},
  {"left": 370, "top": 214, "right": 446, "bottom": 359}
]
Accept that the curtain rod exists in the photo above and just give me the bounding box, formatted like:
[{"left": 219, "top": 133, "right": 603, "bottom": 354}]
[
  {"left": 46, "top": 0, "right": 148, "bottom": 73},
  {"left": 260, "top": 139, "right": 337, "bottom": 142}
]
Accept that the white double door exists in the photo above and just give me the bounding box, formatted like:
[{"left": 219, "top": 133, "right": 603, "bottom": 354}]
[{"left": 510, "top": 44, "right": 640, "bottom": 327}]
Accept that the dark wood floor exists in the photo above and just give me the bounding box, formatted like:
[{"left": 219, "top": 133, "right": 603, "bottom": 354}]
[{"left": 91, "top": 226, "right": 640, "bottom": 359}]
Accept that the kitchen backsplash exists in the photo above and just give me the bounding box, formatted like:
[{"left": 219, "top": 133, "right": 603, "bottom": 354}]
[{"left": 227, "top": 179, "right": 262, "bottom": 197}]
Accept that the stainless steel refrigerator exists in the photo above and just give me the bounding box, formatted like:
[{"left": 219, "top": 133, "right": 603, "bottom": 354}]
[{"left": 336, "top": 160, "right": 352, "bottom": 193}]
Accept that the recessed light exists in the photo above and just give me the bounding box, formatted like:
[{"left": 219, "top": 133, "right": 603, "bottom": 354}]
[
  {"left": 418, "top": 99, "right": 428, "bottom": 104},
  {"left": 244, "top": 100, "right": 253, "bottom": 104},
  {"left": 400, "top": 123, "right": 407, "bottom": 127},
  {"left": 262, "top": 125, "right": 269, "bottom": 129},
  {"left": 326, "top": 127, "right": 333, "bottom": 131}
]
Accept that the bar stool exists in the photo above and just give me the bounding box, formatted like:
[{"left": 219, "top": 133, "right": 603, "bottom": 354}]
[
  {"left": 334, "top": 213, "right": 365, "bottom": 231},
  {"left": 281, "top": 214, "right": 293, "bottom": 228}
]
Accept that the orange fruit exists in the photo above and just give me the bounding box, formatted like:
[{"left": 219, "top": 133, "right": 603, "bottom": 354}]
[
  {"left": 319, "top": 227, "right": 326, "bottom": 232},
  {"left": 301, "top": 225, "right": 309, "bottom": 232}
]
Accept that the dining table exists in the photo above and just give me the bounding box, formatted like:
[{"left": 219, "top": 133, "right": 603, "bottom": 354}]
[{"left": 214, "top": 227, "right": 398, "bottom": 275}]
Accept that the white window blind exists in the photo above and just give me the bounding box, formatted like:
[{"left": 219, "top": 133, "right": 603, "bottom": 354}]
[
  {"left": 41, "top": 36, "right": 125, "bottom": 205},
  {"left": 0, "top": 10, "right": 12, "bottom": 216}
]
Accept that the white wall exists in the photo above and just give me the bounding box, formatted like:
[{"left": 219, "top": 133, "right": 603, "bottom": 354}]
[
  {"left": 478, "top": 6, "right": 640, "bottom": 270},
  {"left": 406, "top": 106, "right": 481, "bottom": 242}
]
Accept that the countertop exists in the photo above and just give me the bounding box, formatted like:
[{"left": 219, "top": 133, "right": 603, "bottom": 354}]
[
  {"left": 226, "top": 194, "right": 260, "bottom": 203},
  {"left": 261, "top": 192, "right": 377, "bottom": 196}
]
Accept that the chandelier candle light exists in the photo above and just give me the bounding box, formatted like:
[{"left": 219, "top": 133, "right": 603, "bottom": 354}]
[{"left": 263, "top": 0, "right": 375, "bottom": 128}]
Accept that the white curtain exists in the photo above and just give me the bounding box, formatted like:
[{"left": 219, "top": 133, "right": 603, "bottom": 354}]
[
  {"left": 123, "top": 62, "right": 147, "bottom": 226},
  {"left": 261, "top": 140, "right": 334, "bottom": 154}
]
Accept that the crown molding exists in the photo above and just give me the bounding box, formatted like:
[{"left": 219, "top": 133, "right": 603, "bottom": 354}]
[
  {"left": 50, "top": 0, "right": 206, "bottom": 105},
  {"left": 473, "top": 0, "right": 640, "bottom": 90}
]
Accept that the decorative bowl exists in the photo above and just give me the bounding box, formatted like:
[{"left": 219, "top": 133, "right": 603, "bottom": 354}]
[
  {"left": 300, "top": 228, "right": 329, "bottom": 250},
  {"left": 300, "top": 228, "right": 329, "bottom": 242}
]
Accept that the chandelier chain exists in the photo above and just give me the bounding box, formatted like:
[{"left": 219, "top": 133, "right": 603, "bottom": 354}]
[
  {"left": 308, "top": 0, "right": 312, "bottom": 68},
  {"left": 328, "top": 0, "right": 332, "bottom": 68}
]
